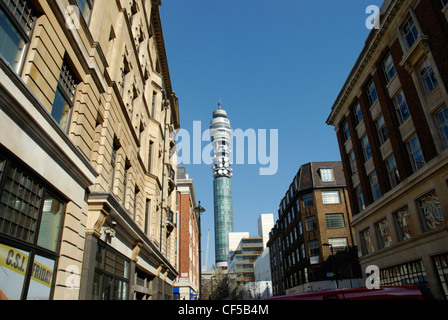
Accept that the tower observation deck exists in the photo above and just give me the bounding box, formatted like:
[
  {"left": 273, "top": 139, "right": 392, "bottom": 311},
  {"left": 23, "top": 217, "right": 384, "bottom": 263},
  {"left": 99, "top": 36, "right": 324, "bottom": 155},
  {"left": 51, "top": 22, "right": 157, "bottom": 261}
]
[{"left": 210, "top": 103, "right": 234, "bottom": 268}]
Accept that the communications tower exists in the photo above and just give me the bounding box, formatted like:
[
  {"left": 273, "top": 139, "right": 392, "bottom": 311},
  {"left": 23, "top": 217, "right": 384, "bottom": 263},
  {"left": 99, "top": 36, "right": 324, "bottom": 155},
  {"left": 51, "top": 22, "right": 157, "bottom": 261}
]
[{"left": 210, "top": 103, "right": 234, "bottom": 268}]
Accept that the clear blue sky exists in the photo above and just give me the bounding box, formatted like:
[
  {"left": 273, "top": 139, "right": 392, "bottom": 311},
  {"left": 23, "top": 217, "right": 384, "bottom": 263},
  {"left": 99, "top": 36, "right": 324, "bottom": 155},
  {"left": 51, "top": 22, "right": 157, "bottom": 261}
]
[{"left": 159, "top": 0, "right": 384, "bottom": 270}]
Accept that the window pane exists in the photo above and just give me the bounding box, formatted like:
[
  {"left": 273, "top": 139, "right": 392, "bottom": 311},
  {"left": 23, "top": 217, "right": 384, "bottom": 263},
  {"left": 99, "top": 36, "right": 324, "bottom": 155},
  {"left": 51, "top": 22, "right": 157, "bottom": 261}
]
[
  {"left": 417, "top": 191, "right": 446, "bottom": 232},
  {"left": 303, "top": 193, "right": 313, "bottom": 207},
  {"left": 51, "top": 88, "right": 71, "bottom": 132},
  {"left": 0, "top": 8, "right": 26, "bottom": 71},
  {"left": 325, "top": 214, "right": 345, "bottom": 228},
  {"left": 322, "top": 191, "right": 341, "bottom": 204},
  {"left": 393, "top": 207, "right": 414, "bottom": 242},
  {"left": 36, "top": 194, "right": 64, "bottom": 252},
  {"left": 26, "top": 254, "right": 55, "bottom": 300},
  {"left": 328, "top": 238, "right": 348, "bottom": 252},
  {"left": 375, "top": 218, "right": 392, "bottom": 249},
  {"left": 0, "top": 243, "right": 29, "bottom": 300}
]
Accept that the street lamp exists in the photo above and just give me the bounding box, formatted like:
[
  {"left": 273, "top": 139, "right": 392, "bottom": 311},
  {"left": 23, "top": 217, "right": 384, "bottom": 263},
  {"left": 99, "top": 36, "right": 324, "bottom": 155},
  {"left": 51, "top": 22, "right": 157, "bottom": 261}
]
[
  {"left": 323, "top": 243, "right": 338, "bottom": 289},
  {"left": 194, "top": 201, "right": 206, "bottom": 299}
]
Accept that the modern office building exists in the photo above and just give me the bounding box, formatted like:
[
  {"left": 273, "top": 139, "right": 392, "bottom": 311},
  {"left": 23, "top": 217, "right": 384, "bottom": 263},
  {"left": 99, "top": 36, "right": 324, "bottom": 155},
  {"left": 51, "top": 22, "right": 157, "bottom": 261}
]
[
  {"left": 327, "top": 0, "right": 448, "bottom": 300},
  {"left": 174, "top": 167, "right": 200, "bottom": 300},
  {"left": 267, "top": 162, "right": 362, "bottom": 296},
  {"left": 0, "top": 0, "right": 180, "bottom": 300},
  {"left": 210, "top": 103, "right": 234, "bottom": 268},
  {"left": 227, "top": 237, "right": 263, "bottom": 290}
]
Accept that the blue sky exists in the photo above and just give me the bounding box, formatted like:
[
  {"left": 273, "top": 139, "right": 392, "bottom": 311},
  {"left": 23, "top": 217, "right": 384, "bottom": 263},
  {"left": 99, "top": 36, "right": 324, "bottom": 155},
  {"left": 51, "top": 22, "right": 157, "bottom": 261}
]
[{"left": 159, "top": 0, "right": 384, "bottom": 270}]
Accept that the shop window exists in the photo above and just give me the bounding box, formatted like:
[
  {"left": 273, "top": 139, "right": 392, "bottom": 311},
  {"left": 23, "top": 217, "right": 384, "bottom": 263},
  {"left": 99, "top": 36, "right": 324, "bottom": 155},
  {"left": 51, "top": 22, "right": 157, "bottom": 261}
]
[
  {"left": 375, "top": 218, "right": 392, "bottom": 249},
  {"left": 93, "top": 241, "right": 130, "bottom": 300},
  {"left": 416, "top": 190, "right": 446, "bottom": 232},
  {"left": 393, "top": 206, "right": 414, "bottom": 242},
  {"left": 0, "top": 152, "right": 66, "bottom": 300},
  {"left": 360, "top": 228, "right": 374, "bottom": 255}
]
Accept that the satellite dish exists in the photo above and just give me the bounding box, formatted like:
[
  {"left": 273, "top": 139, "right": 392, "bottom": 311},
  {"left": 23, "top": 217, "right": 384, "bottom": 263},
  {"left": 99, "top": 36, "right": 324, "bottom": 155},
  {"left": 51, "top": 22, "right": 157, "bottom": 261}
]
[{"left": 218, "top": 169, "right": 223, "bottom": 175}]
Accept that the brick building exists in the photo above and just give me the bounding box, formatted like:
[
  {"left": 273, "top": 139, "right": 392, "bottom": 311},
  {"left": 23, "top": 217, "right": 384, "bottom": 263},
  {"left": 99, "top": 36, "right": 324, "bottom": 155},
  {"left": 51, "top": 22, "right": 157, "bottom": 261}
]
[
  {"left": 267, "top": 162, "right": 362, "bottom": 296},
  {"left": 327, "top": 0, "right": 448, "bottom": 300},
  {"left": 174, "top": 167, "right": 200, "bottom": 300},
  {"left": 0, "top": 0, "right": 179, "bottom": 300}
]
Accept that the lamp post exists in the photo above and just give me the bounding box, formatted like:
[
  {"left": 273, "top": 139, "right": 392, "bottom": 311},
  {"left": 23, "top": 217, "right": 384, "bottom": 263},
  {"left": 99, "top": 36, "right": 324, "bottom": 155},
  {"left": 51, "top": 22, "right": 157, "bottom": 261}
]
[
  {"left": 194, "top": 201, "right": 205, "bottom": 299},
  {"left": 323, "top": 243, "right": 338, "bottom": 289}
]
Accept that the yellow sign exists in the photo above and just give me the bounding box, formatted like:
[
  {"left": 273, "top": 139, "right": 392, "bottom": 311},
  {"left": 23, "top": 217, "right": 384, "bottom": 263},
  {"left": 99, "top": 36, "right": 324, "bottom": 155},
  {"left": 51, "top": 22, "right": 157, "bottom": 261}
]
[
  {"left": 30, "top": 259, "right": 53, "bottom": 288},
  {"left": 0, "top": 243, "right": 28, "bottom": 276},
  {"left": 0, "top": 243, "right": 53, "bottom": 288}
]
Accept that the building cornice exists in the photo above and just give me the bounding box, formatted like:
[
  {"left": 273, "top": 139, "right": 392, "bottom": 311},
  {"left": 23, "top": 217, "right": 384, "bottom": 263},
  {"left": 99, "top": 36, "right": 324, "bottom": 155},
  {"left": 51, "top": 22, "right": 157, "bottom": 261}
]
[{"left": 326, "top": 0, "right": 404, "bottom": 126}]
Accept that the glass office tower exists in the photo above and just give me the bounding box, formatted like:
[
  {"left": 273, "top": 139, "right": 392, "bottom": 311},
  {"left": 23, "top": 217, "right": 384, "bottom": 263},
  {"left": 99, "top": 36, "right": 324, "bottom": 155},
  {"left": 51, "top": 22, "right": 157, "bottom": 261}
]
[{"left": 210, "top": 103, "right": 234, "bottom": 268}]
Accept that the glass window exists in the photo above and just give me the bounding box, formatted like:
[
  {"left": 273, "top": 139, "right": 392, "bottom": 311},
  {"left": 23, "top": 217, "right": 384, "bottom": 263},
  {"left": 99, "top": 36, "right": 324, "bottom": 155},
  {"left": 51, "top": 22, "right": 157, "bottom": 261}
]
[
  {"left": 432, "top": 253, "right": 448, "bottom": 300},
  {"left": 328, "top": 238, "right": 348, "bottom": 253},
  {"left": 402, "top": 16, "right": 419, "bottom": 49},
  {"left": 0, "top": 162, "right": 44, "bottom": 243},
  {"left": 52, "top": 60, "right": 77, "bottom": 132},
  {"left": 342, "top": 120, "right": 350, "bottom": 142},
  {"left": 394, "top": 91, "right": 410, "bottom": 124},
  {"left": 93, "top": 242, "right": 130, "bottom": 300},
  {"left": 386, "top": 155, "right": 400, "bottom": 188},
  {"left": 370, "top": 171, "right": 381, "bottom": 201},
  {"left": 393, "top": 206, "right": 414, "bottom": 242},
  {"left": 375, "top": 218, "right": 392, "bottom": 249},
  {"left": 367, "top": 80, "right": 378, "bottom": 106},
  {"left": 36, "top": 194, "right": 64, "bottom": 252},
  {"left": 355, "top": 185, "right": 365, "bottom": 212},
  {"left": 0, "top": 0, "right": 35, "bottom": 72},
  {"left": 0, "top": 153, "right": 66, "bottom": 300},
  {"left": 320, "top": 168, "right": 334, "bottom": 182},
  {"left": 420, "top": 60, "right": 438, "bottom": 94},
  {"left": 383, "top": 53, "right": 396, "bottom": 83},
  {"left": 416, "top": 190, "right": 446, "bottom": 232},
  {"left": 302, "top": 193, "right": 313, "bottom": 207},
  {"left": 407, "top": 135, "right": 425, "bottom": 172},
  {"left": 76, "top": 0, "right": 95, "bottom": 24},
  {"left": 0, "top": 243, "right": 29, "bottom": 299},
  {"left": 353, "top": 103, "right": 363, "bottom": 126},
  {"left": 321, "top": 190, "right": 341, "bottom": 204},
  {"left": 26, "top": 254, "right": 55, "bottom": 300},
  {"left": 376, "top": 114, "right": 389, "bottom": 145},
  {"left": 325, "top": 214, "right": 345, "bottom": 229},
  {"left": 348, "top": 150, "right": 357, "bottom": 174},
  {"left": 305, "top": 216, "right": 316, "bottom": 231},
  {"left": 361, "top": 134, "right": 372, "bottom": 160},
  {"left": 435, "top": 105, "right": 448, "bottom": 149},
  {"left": 380, "top": 260, "right": 427, "bottom": 287},
  {"left": 308, "top": 240, "right": 319, "bottom": 256},
  {"left": 360, "top": 228, "right": 374, "bottom": 255}
]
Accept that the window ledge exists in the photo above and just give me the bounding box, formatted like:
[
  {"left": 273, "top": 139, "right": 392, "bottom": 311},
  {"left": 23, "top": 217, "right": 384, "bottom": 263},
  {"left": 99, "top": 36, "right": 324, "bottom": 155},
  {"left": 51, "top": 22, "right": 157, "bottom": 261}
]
[{"left": 399, "top": 35, "right": 429, "bottom": 71}]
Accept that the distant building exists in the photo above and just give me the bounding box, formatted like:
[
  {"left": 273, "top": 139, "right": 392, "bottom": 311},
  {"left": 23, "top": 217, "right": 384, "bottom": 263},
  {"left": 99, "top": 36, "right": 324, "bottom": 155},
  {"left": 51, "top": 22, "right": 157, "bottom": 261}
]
[
  {"left": 327, "top": 0, "right": 448, "bottom": 300},
  {"left": 227, "top": 237, "right": 263, "bottom": 289},
  {"left": 268, "top": 162, "right": 362, "bottom": 296},
  {"left": 228, "top": 232, "right": 250, "bottom": 252},
  {"left": 174, "top": 167, "right": 200, "bottom": 300}
]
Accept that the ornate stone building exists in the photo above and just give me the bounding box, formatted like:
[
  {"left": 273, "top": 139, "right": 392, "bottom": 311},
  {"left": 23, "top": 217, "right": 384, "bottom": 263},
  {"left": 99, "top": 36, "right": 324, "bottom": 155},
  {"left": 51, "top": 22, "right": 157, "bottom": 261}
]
[{"left": 0, "top": 0, "right": 179, "bottom": 300}]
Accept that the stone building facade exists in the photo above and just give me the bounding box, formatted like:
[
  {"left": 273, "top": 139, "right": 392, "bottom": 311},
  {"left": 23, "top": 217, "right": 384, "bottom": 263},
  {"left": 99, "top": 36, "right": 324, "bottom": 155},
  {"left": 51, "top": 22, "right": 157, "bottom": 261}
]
[
  {"left": 0, "top": 0, "right": 179, "bottom": 300},
  {"left": 327, "top": 0, "right": 448, "bottom": 300}
]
